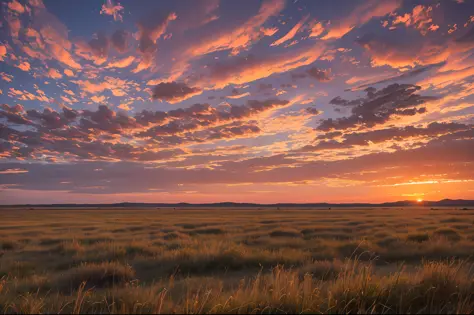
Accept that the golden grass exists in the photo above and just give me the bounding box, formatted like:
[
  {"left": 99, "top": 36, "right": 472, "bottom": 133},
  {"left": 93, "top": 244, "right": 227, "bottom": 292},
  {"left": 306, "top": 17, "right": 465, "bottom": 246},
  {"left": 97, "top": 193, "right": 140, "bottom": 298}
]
[{"left": 0, "top": 207, "right": 474, "bottom": 313}]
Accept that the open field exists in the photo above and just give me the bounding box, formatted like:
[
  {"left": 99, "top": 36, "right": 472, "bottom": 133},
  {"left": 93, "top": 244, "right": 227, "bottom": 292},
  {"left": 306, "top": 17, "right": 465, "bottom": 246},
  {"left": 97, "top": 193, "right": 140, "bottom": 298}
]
[{"left": 1, "top": 207, "right": 474, "bottom": 314}]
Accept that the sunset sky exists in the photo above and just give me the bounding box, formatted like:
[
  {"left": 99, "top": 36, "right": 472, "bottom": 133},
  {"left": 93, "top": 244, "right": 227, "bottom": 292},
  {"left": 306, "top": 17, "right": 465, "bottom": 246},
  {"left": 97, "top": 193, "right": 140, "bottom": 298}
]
[{"left": 1, "top": 0, "right": 474, "bottom": 204}]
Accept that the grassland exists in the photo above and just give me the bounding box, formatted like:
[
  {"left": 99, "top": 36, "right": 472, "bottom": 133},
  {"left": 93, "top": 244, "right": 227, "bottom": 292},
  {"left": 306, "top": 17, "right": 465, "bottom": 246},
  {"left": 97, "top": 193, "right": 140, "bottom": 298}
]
[{"left": 1, "top": 207, "right": 474, "bottom": 314}]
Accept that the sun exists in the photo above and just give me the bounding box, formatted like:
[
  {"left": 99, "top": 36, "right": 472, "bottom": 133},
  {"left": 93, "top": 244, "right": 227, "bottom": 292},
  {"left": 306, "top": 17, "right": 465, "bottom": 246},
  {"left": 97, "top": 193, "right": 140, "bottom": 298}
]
[{"left": 416, "top": 198, "right": 423, "bottom": 203}]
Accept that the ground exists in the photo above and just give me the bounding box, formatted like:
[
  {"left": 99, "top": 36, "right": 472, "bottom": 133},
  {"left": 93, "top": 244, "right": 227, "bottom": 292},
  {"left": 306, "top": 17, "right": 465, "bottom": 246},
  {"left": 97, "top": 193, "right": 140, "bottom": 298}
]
[{"left": 0, "top": 207, "right": 473, "bottom": 313}]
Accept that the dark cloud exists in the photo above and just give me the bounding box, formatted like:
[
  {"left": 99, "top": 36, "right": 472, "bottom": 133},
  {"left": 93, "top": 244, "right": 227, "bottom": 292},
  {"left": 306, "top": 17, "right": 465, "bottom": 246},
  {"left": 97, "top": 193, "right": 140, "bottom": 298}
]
[
  {"left": 0, "top": 98, "right": 288, "bottom": 161},
  {"left": 318, "top": 84, "right": 437, "bottom": 131},
  {"left": 306, "top": 67, "right": 332, "bottom": 82},
  {"left": 137, "top": 11, "right": 176, "bottom": 55},
  {"left": 111, "top": 29, "right": 129, "bottom": 53},
  {"left": 257, "top": 83, "right": 273, "bottom": 91},
  {"left": 2, "top": 136, "right": 474, "bottom": 193},
  {"left": 151, "top": 81, "right": 202, "bottom": 103},
  {"left": 0, "top": 104, "right": 32, "bottom": 125},
  {"left": 291, "top": 67, "right": 332, "bottom": 82},
  {"left": 88, "top": 32, "right": 109, "bottom": 59},
  {"left": 306, "top": 107, "right": 321, "bottom": 115},
  {"left": 302, "top": 122, "right": 473, "bottom": 152},
  {"left": 346, "top": 62, "right": 445, "bottom": 91}
]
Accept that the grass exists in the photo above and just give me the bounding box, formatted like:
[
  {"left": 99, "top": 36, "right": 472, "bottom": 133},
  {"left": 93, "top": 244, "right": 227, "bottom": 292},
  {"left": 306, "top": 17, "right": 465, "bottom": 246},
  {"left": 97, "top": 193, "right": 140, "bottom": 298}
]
[{"left": 0, "top": 206, "right": 474, "bottom": 313}]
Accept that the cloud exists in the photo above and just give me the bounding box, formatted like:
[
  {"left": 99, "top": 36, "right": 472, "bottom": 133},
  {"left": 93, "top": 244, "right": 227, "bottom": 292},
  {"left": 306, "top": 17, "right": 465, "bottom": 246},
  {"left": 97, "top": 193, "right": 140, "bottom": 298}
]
[
  {"left": 47, "top": 68, "right": 62, "bottom": 79},
  {"left": 26, "top": 2, "right": 82, "bottom": 69},
  {"left": 306, "top": 107, "right": 321, "bottom": 115},
  {"left": 16, "top": 61, "right": 31, "bottom": 72},
  {"left": 0, "top": 44, "right": 6, "bottom": 61},
  {"left": 346, "top": 63, "right": 445, "bottom": 91},
  {"left": 302, "top": 122, "right": 472, "bottom": 152},
  {"left": 318, "top": 84, "right": 437, "bottom": 131},
  {"left": 75, "top": 32, "right": 110, "bottom": 65},
  {"left": 261, "top": 27, "right": 278, "bottom": 36},
  {"left": 151, "top": 82, "right": 202, "bottom": 104},
  {"left": 0, "top": 168, "right": 28, "bottom": 174},
  {"left": 106, "top": 56, "right": 135, "bottom": 68},
  {"left": 72, "top": 76, "right": 135, "bottom": 96},
  {"left": 100, "top": 0, "right": 124, "bottom": 22},
  {"left": 186, "top": 0, "right": 285, "bottom": 57},
  {"left": 194, "top": 43, "right": 326, "bottom": 89},
  {"left": 3, "top": 135, "right": 473, "bottom": 193},
  {"left": 168, "top": 0, "right": 220, "bottom": 34},
  {"left": 133, "top": 11, "right": 177, "bottom": 73},
  {"left": 110, "top": 30, "right": 129, "bottom": 53},
  {"left": 321, "top": 0, "right": 401, "bottom": 40},
  {"left": 388, "top": 5, "right": 438, "bottom": 35},
  {"left": 291, "top": 67, "right": 332, "bottom": 82},
  {"left": 0, "top": 72, "right": 14, "bottom": 82},
  {"left": 0, "top": 97, "right": 290, "bottom": 162},
  {"left": 270, "top": 15, "right": 309, "bottom": 47},
  {"left": 307, "top": 67, "right": 332, "bottom": 82},
  {"left": 356, "top": 33, "right": 450, "bottom": 69},
  {"left": 64, "top": 69, "right": 75, "bottom": 77},
  {"left": 7, "top": 0, "right": 25, "bottom": 14},
  {"left": 309, "top": 21, "right": 325, "bottom": 38}
]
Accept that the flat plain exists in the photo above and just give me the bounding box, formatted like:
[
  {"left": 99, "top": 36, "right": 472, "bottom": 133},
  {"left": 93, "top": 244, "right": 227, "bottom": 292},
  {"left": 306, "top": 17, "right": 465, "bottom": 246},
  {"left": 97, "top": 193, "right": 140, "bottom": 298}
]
[{"left": 1, "top": 207, "right": 474, "bottom": 314}]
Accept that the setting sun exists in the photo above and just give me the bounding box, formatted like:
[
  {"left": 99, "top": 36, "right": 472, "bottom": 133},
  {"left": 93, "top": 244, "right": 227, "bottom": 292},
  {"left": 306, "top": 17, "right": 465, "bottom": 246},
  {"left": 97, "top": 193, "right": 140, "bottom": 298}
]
[{"left": 417, "top": 198, "right": 424, "bottom": 203}]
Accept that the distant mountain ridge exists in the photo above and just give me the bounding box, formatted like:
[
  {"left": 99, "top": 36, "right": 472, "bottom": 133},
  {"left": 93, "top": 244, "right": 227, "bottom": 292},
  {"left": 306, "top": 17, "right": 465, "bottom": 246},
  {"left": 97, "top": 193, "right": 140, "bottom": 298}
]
[{"left": 2, "top": 199, "right": 474, "bottom": 208}]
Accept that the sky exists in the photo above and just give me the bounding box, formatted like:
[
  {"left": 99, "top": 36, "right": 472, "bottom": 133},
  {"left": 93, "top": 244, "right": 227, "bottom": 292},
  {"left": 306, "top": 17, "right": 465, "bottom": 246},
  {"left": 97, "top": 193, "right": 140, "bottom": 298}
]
[{"left": 1, "top": 0, "right": 474, "bottom": 204}]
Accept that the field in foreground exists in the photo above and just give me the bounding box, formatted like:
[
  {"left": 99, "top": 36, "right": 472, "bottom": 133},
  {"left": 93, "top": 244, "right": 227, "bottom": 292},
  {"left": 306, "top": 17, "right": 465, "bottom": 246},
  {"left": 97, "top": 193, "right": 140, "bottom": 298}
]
[{"left": 1, "top": 207, "right": 474, "bottom": 314}]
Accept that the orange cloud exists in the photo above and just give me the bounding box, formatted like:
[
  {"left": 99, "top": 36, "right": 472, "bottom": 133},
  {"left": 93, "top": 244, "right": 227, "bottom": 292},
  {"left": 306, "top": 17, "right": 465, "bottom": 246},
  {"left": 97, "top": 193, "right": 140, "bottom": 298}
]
[
  {"left": 261, "top": 27, "right": 279, "bottom": 37},
  {"left": 187, "top": 0, "right": 285, "bottom": 57},
  {"left": 64, "top": 69, "right": 75, "bottom": 77},
  {"left": 16, "top": 61, "right": 31, "bottom": 72},
  {"left": 1, "top": 72, "right": 14, "bottom": 82},
  {"left": 151, "top": 82, "right": 202, "bottom": 104},
  {"left": 309, "top": 21, "right": 325, "bottom": 38},
  {"left": 0, "top": 44, "right": 6, "bottom": 61},
  {"left": 100, "top": 0, "right": 124, "bottom": 22},
  {"left": 322, "top": 0, "right": 400, "bottom": 40},
  {"left": 133, "top": 12, "right": 177, "bottom": 73},
  {"left": 7, "top": 0, "right": 25, "bottom": 14},
  {"left": 106, "top": 56, "right": 135, "bottom": 68},
  {"left": 47, "top": 68, "right": 62, "bottom": 79},
  {"left": 227, "top": 92, "right": 251, "bottom": 99},
  {"left": 0, "top": 168, "right": 28, "bottom": 174},
  {"left": 195, "top": 43, "right": 326, "bottom": 89},
  {"left": 390, "top": 5, "right": 438, "bottom": 35},
  {"left": 271, "top": 15, "right": 309, "bottom": 47},
  {"left": 357, "top": 34, "right": 451, "bottom": 69}
]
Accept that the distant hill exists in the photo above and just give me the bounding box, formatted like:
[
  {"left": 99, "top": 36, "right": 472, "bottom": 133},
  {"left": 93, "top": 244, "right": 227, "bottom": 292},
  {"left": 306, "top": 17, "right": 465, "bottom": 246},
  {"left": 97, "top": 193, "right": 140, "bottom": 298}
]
[{"left": 2, "top": 199, "right": 474, "bottom": 208}]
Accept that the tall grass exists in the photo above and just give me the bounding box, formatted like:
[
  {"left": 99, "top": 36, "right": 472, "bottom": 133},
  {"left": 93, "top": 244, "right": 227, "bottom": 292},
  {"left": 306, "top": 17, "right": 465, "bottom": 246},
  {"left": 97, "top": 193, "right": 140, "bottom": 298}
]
[
  {"left": 0, "top": 259, "right": 473, "bottom": 314},
  {"left": 1, "top": 207, "right": 474, "bottom": 313}
]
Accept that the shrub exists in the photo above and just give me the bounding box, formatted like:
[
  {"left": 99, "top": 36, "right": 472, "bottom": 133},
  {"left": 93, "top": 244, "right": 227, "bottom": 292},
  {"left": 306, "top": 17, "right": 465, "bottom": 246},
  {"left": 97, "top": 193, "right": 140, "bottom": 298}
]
[
  {"left": 55, "top": 262, "right": 135, "bottom": 291},
  {"left": 1, "top": 240, "right": 17, "bottom": 250},
  {"left": 406, "top": 233, "right": 430, "bottom": 243},
  {"left": 299, "top": 259, "right": 344, "bottom": 280},
  {"left": 269, "top": 229, "right": 301, "bottom": 238},
  {"left": 432, "top": 228, "right": 462, "bottom": 242}
]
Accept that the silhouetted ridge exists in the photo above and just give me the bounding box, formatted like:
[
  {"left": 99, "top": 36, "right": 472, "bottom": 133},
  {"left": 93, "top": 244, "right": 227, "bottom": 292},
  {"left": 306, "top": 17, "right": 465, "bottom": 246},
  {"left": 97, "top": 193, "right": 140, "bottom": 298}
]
[{"left": 2, "top": 199, "right": 474, "bottom": 208}]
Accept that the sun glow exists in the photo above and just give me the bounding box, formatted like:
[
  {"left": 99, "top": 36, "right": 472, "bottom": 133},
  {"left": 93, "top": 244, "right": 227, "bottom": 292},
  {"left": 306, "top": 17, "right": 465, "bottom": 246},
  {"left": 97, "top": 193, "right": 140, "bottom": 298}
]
[{"left": 417, "top": 198, "right": 423, "bottom": 203}]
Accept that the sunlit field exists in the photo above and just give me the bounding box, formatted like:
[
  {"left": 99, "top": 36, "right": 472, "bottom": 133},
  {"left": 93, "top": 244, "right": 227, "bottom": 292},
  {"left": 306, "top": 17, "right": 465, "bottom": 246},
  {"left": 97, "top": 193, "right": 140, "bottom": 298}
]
[{"left": 1, "top": 207, "right": 474, "bottom": 314}]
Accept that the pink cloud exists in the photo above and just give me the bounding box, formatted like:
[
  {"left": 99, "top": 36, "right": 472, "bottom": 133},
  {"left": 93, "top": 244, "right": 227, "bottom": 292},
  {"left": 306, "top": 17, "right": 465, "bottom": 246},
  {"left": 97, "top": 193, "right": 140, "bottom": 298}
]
[
  {"left": 0, "top": 44, "right": 6, "bottom": 61},
  {"left": 7, "top": 0, "right": 25, "bottom": 14},
  {"left": 187, "top": 0, "right": 285, "bottom": 57},
  {"left": 16, "top": 61, "right": 31, "bottom": 72},
  {"left": 322, "top": 0, "right": 401, "bottom": 40},
  {"left": 270, "top": 15, "right": 309, "bottom": 47},
  {"left": 47, "top": 68, "right": 62, "bottom": 79},
  {"left": 100, "top": 0, "right": 124, "bottom": 22},
  {"left": 106, "top": 56, "right": 135, "bottom": 68}
]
